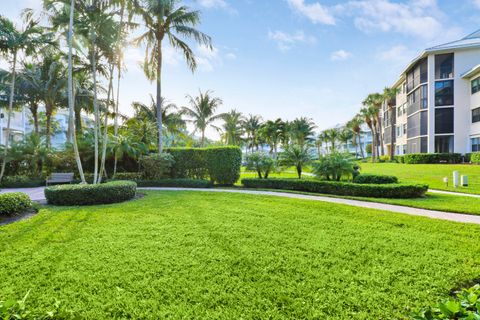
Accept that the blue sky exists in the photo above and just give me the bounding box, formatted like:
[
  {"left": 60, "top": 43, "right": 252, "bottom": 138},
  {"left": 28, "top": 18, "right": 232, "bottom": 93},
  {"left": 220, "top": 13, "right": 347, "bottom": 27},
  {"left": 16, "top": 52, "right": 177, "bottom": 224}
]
[{"left": 2, "top": 0, "right": 480, "bottom": 138}]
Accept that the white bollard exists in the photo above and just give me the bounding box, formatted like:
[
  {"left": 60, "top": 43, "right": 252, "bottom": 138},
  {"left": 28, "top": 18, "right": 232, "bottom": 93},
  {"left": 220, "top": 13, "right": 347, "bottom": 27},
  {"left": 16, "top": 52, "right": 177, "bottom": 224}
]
[
  {"left": 453, "top": 171, "right": 459, "bottom": 188},
  {"left": 462, "top": 175, "right": 469, "bottom": 187}
]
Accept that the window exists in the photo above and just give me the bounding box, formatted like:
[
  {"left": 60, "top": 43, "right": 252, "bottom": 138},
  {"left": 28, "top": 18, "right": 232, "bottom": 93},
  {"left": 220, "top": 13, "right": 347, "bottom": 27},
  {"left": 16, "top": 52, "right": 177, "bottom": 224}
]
[
  {"left": 407, "top": 111, "right": 428, "bottom": 138},
  {"left": 472, "top": 138, "right": 480, "bottom": 152},
  {"left": 397, "top": 126, "right": 401, "bottom": 137},
  {"left": 406, "top": 58, "right": 427, "bottom": 92},
  {"left": 435, "top": 108, "right": 454, "bottom": 134},
  {"left": 435, "top": 136, "right": 454, "bottom": 153},
  {"left": 473, "top": 77, "right": 480, "bottom": 94},
  {"left": 435, "top": 53, "right": 454, "bottom": 79},
  {"left": 473, "top": 107, "right": 480, "bottom": 123},
  {"left": 403, "top": 145, "right": 407, "bottom": 155},
  {"left": 435, "top": 80, "right": 454, "bottom": 106},
  {"left": 407, "top": 137, "right": 428, "bottom": 154},
  {"left": 403, "top": 124, "right": 407, "bottom": 135},
  {"left": 420, "top": 84, "right": 428, "bottom": 109}
]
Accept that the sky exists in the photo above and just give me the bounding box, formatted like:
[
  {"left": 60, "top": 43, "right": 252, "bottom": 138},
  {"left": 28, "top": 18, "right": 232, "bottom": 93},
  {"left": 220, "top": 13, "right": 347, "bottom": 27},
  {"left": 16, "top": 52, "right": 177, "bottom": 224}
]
[{"left": 2, "top": 0, "right": 480, "bottom": 139}]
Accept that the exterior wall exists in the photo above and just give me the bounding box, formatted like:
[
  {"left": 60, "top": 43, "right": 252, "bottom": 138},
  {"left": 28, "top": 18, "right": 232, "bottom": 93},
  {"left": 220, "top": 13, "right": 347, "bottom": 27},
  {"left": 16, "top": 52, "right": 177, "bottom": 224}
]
[{"left": 395, "top": 82, "right": 408, "bottom": 155}]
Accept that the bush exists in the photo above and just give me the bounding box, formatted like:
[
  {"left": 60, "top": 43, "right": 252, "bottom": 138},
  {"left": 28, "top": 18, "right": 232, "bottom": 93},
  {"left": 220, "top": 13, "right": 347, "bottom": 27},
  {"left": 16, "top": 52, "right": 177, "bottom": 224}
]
[
  {"left": 404, "top": 153, "right": 462, "bottom": 164},
  {"left": 136, "top": 179, "right": 213, "bottom": 188},
  {"left": 354, "top": 174, "right": 398, "bottom": 184},
  {"left": 278, "top": 145, "right": 312, "bottom": 179},
  {"left": 245, "top": 152, "right": 275, "bottom": 179},
  {"left": 395, "top": 155, "right": 405, "bottom": 163},
  {"left": 312, "top": 152, "right": 357, "bottom": 181},
  {"left": 112, "top": 172, "right": 143, "bottom": 181},
  {"left": 45, "top": 181, "right": 137, "bottom": 206},
  {"left": 472, "top": 152, "right": 480, "bottom": 164},
  {"left": 139, "top": 153, "right": 175, "bottom": 180},
  {"left": 166, "top": 148, "right": 208, "bottom": 179},
  {"left": 0, "top": 175, "right": 44, "bottom": 188},
  {"left": 0, "top": 193, "right": 32, "bottom": 216},
  {"left": 205, "top": 147, "right": 242, "bottom": 185},
  {"left": 241, "top": 178, "right": 428, "bottom": 199},
  {"left": 411, "top": 284, "right": 480, "bottom": 319}
]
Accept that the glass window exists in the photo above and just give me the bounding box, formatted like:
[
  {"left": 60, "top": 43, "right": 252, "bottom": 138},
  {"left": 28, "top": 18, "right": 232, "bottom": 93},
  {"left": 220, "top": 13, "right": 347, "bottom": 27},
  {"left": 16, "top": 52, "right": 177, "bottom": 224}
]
[
  {"left": 435, "top": 53, "right": 454, "bottom": 79},
  {"left": 403, "top": 124, "right": 407, "bottom": 135},
  {"left": 473, "top": 78, "right": 480, "bottom": 94},
  {"left": 473, "top": 107, "right": 480, "bottom": 123},
  {"left": 472, "top": 138, "right": 480, "bottom": 152},
  {"left": 435, "top": 80, "right": 454, "bottom": 106},
  {"left": 435, "top": 108, "right": 454, "bottom": 134},
  {"left": 407, "top": 111, "right": 428, "bottom": 138},
  {"left": 407, "top": 137, "right": 428, "bottom": 154},
  {"left": 435, "top": 136, "right": 454, "bottom": 153}
]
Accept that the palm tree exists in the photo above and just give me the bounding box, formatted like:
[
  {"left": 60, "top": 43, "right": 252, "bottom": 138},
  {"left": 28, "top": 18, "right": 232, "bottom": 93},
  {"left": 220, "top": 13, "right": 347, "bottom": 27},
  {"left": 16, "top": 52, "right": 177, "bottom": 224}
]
[
  {"left": 360, "top": 105, "right": 377, "bottom": 161},
  {"left": 18, "top": 62, "right": 42, "bottom": 134},
  {"left": 315, "top": 133, "right": 324, "bottom": 158},
  {"left": 289, "top": 117, "right": 316, "bottom": 148},
  {"left": 347, "top": 115, "right": 364, "bottom": 158},
  {"left": 383, "top": 87, "right": 400, "bottom": 160},
  {"left": 324, "top": 128, "right": 340, "bottom": 152},
  {"left": 0, "top": 12, "right": 51, "bottom": 182},
  {"left": 338, "top": 128, "right": 353, "bottom": 153},
  {"left": 182, "top": 90, "right": 223, "bottom": 147},
  {"left": 220, "top": 109, "right": 245, "bottom": 146},
  {"left": 279, "top": 145, "right": 312, "bottom": 179},
  {"left": 259, "top": 119, "right": 283, "bottom": 158},
  {"left": 363, "top": 93, "right": 385, "bottom": 157},
  {"left": 111, "top": 133, "right": 148, "bottom": 176},
  {"left": 134, "top": 0, "right": 212, "bottom": 153},
  {"left": 243, "top": 114, "right": 263, "bottom": 153}
]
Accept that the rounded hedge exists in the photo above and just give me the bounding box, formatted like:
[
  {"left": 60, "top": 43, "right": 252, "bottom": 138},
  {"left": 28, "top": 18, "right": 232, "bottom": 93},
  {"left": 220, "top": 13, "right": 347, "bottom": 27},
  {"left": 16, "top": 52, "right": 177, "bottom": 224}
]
[
  {"left": 472, "top": 152, "right": 480, "bottom": 164},
  {"left": 241, "top": 178, "right": 428, "bottom": 199},
  {"left": 0, "top": 193, "right": 32, "bottom": 216},
  {"left": 354, "top": 174, "right": 398, "bottom": 184},
  {"left": 45, "top": 181, "right": 137, "bottom": 206},
  {"left": 404, "top": 153, "right": 462, "bottom": 164}
]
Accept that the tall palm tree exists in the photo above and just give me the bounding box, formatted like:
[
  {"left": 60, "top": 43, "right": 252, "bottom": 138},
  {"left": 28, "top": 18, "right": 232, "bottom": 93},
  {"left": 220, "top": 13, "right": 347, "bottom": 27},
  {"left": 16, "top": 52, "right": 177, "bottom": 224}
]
[
  {"left": 220, "top": 109, "right": 245, "bottom": 146},
  {"left": 338, "top": 128, "right": 353, "bottom": 153},
  {"left": 243, "top": 114, "right": 263, "bottom": 153},
  {"left": 18, "top": 62, "right": 42, "bottom": 134},
  {"left": 324, "top": 128, "right": 340, "bottom": 152},
  {"left": 259, "top": 119, "right": 283, "bottom": 158},
  {"left": 347, "top": 115, "right": 365, "bottom": 158},
  {"left": 289, "top": 117, "right": 316, "bottom": 148},
  {"left": 182, "top": 90, "right": 223, "bottom": 147},
  {"left": 360, "top": 105, "right": 377, "bottom": 161},
  {"left": 134, "top": 0, "right": 212, "bottom": 153},
  {"left": 0, "top": 12, "right": 51, "bottom": 182},
  {"left": 363, "top": 93, "right": 385, "bottom": 157},
  {"left": 383, "top": 86, "right": 400, "bottom": 160}
]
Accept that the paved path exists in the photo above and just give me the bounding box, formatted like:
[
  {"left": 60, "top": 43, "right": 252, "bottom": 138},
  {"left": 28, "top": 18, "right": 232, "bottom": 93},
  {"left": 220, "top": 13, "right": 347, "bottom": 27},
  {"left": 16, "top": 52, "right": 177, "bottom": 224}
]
[
  {"left": 429, "top": 189, "right": 480, "bottom": 198},
  {"left": 2, "top": 186, "right": 480, "bottom": 225}
]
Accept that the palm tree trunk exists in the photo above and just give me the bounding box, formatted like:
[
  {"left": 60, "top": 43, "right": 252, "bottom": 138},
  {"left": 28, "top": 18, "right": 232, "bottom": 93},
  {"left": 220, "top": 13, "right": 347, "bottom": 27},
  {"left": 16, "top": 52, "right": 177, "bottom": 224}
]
[
  {"left": 74, "top": 108, "right": 82, "bottom": 135},
  {"left": 91, "top": 45, "right": 100, "bottom": 184},
  {"left": 68, "top": 0, "right": 86, "bottom": 184},
  {"left": 358, "top": 133, "right": 365, "bottom": 158},
  {"left": 46, "top": 109, "right": 52, "bottom": 148},
  {"left": 389, "top": 107, "right": 396, "bottom": 160},
  {"left": 201, "top": 130, "right": 205, "bottom": 147},
  {"left": 0, "top": 51, "right": 17, "bottom": 183},
  {"left": 156, "top": 39, "right": 164, "bottom": 154},
  {"left": 30, "top": 104, "right": 39, "bottom": 134},
  {"left": 98, "top": 64, "right": 114, "bottom": 183}
]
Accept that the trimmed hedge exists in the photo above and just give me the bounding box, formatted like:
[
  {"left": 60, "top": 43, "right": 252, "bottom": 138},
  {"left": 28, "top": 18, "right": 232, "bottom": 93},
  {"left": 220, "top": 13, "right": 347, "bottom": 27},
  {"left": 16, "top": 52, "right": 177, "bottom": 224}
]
[
  {"left": 136, "top": 179, "right": 213, "bottom": 188},
  {"left": 472, "top": 152, "right": 480, "bottom": 164},
  {"left": 0, "top": 176, "right": 44, "bottom": 188},
  {"left": 45, "top": 181, "right": 137, "bottom": 206},
  {"left": 241, "top": 178, "right": 428, "bottom": 199},
  {"left": 112, "top": 172, "right": 143, "bottom": 181},
  {"left": 0, "top": 193, "right": 32, "bottom": 216},
  {"left": 404, "top": 153, "right": 462, "bottom": 164},
  {"left": 354, "top": 174, "right": 398, "bottom": 184},
  {"left": 166, "top": 147, "right": 242, "bottom": 185}
]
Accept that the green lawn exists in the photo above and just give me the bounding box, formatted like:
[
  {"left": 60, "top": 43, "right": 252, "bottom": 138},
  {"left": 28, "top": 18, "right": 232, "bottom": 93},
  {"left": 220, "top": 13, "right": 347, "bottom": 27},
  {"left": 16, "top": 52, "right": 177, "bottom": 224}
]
[
  {"left": 2, "top": 191, "right": 480, "bottom": 318},
  {"left": 360, "top": 162, "right": 480, "bottom": 195}
]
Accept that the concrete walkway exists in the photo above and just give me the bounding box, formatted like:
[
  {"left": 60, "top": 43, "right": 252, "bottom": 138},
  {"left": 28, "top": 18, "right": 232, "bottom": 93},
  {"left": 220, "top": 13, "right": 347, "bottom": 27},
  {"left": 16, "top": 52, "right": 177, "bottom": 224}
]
[
  {"left": 2, "top": 186, "right": 480, "bottom": 225},
  {"left": 429, "top": 189, "right": 480, "bottom": 198}
]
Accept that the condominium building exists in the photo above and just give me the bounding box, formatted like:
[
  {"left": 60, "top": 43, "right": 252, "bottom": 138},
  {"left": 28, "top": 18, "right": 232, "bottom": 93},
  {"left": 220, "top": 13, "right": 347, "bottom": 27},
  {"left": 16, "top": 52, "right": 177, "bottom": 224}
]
[{"left": 382, "top": 29, "right": 480, "bottom": 155}]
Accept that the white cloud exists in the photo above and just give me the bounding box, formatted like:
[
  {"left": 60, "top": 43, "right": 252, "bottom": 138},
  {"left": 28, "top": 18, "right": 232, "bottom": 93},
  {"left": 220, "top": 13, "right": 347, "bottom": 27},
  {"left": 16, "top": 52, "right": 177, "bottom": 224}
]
[
  {"left": 330, "top": 50, "right": 352, "bottom": 61},
  {"left": 473, "top": 0, "right": 480, "bottom": 8},
  {"left": 377, "top": 45, "right": 415, "bottom": 64},
  {"left": 286, "top": 0, "right": 336, "bottom": 25},
  {"left": 197, "top": 0, "right": 228, "bottom": 9},
  {"left": 225, "top": 53, "right": 237, "bottom": 60},
  {"left": 268, "top": 30, "right": 316, "bottom": 51}
]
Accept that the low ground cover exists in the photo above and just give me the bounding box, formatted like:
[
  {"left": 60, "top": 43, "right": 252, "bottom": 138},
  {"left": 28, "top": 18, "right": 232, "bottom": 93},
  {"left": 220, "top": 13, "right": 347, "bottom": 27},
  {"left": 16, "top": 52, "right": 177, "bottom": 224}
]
[
  {"left": 1, "top": 191, "right": 480, "bottom": 318},
  {"left": 359, "top": 162, "right": 480, "bottom": 195}
]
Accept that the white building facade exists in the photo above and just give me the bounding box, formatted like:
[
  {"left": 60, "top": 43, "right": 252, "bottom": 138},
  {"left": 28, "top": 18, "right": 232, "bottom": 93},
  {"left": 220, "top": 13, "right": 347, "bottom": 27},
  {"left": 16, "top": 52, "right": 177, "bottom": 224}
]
[{"left": 383, "top": 30, "right": 480, "bottom": 155}]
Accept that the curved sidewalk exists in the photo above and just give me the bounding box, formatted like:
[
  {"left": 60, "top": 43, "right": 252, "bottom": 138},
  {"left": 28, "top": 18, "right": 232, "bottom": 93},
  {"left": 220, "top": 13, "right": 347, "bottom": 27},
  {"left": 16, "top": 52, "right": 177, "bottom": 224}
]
[{"left": 141, "top": 187, "right": 480, "bottom": 225}]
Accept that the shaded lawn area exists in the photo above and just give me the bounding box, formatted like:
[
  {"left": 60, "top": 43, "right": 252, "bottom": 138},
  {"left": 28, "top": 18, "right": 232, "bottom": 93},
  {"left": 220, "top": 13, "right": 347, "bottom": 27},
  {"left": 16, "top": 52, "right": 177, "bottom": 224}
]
[
  {"left": 1, "top": 191, "right": 480, "bottom": 318},
  {"left": 359, "top": 162, "right": 480, "bottom": 195}
]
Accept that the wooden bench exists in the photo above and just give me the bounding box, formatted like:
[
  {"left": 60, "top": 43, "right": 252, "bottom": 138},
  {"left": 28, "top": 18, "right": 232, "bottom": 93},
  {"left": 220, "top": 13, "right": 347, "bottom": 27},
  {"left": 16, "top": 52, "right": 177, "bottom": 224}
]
[{"left": 46, "top": 173, "right": 75, "bottom": 186}]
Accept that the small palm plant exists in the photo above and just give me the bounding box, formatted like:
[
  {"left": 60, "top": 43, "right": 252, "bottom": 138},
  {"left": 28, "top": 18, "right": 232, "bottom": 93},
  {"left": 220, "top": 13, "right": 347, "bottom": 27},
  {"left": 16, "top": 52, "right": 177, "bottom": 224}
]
[{"left": 279, "top": 145, "right": 312, "bottom": 179}]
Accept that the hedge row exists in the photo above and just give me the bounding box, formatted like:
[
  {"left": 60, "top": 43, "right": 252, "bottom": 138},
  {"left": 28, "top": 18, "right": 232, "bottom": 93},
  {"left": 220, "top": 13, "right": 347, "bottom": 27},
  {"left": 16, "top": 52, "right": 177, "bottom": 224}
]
[
  {"left": 45, "top": 181, "right": 137, "bottom": 206},
  {"left": 404, "top": 153, "right": 462, "bottom": 164},
  {"left": 241, "top": 178, "right": 428, "bottom": 199},
  {"left": 0, "top": 193, "right": 32, "bottom": 216},
  {"left": 135, "top": 179, "right": 213, "bottom": 188},
  {"left": 0, "top": 176, "right": 44, "bottom": 188},
  {"left": 354, "top": 174, "right": 398, "bottom": 184},
  {"left": 166, "top": 147, "right": 242, "bottom": 185},
  {"left": 472, "top": 152, "right": 480, "bottom": 164}
]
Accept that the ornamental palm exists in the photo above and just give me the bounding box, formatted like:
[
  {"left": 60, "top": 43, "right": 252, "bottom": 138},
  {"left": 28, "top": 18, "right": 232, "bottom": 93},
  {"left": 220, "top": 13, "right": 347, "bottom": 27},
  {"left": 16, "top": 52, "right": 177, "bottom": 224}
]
[
  {"left": 383, "top": 86, "right": 400, "bottom": 160},
  {"left": 324, "top": 128, "right": 340, "bottom": 152},
  {"left": 18, "top": 62, "right": 43, "bottom": 134},
  {"left": 279, "top": 145, "right": 312, "bottom": 179},
  {"left": 0, "top": 12, "right": 52, "bottom": 182},
  {"left": 182, "top": 90, "right": 223, "bottom": 147},
  {"left": 243, "top": 114, "right": 263, "bottom": 153},
  {"left": 289, "top": 117, "right": 316, "bottom": 148},
  {"left": 134, "top": 0, "right": 212, "bottom": 153},
  {"left": 220, "top": 109, "right": 245, "bottom": 146},
  {"left": 338, "top": 128, "right": 353, "bottom": 153},
  {"left": 363, "top": 93, "right": 385, "bottom": 157},
  {"left": 347, "top": 115, "right": 365, "bottom": 158}
]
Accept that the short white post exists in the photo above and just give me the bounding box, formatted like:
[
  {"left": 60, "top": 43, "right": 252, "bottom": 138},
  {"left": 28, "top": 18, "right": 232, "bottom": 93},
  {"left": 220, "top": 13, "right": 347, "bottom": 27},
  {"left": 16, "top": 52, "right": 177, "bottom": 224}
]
[
  {"left": 443, "top": 177, "right": 449, "bottom": 187},
  {"left": 461, "top": 175, "right": 469, "bottom": 187},
  {"left": 453, "top": 171, "right": 459, "bottom": 188}
]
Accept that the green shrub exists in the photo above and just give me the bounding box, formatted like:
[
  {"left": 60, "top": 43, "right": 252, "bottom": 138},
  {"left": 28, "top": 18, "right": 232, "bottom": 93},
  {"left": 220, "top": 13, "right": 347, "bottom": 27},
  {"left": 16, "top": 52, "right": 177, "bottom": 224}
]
[
  {"left": 205, "top": 147, "right": 242, "bottom": 185},
  {"left": 464, "top": 153, "right": 472, "bottom": 163},
  {"left": 136, "top": 179, "right": 213, "bottom": 188},
  {"left": 404, "top": 153, "right": 462, "bottom": 164},
  {"left": 241, "top": 178, "right": 428, "bottom": 198},
  {"left": 411, "top": 284, "right": 480, "bottom": 319},
  {"left": 139, "top": 153, "right": 175, "bottom": 180},
  {"left": 278, "top": 145, "right": 312, "bottom": 179},
  {"left": 395, "top": 155, "right": 405, "bottom": 163},
  {"left": 312, "top": 152, "right": 356, "bottom": 181},
  {"left": 112, "top": 172, "right": 143, "bottom": 181},
  {"left": 365, "top": 144, "right": 372, "bottom": 155},
  {"left": 378, "top": 155, "right": 391, "bottom": 163},
  {"left": 45, "top": 181, "right": 137, "bottom": 206},
  {"left": 354, "top": 174, "right": 398, "bottom": 184},
  {"left": 245, "top": 152, "right": 275, "bottom": 179},
  {"left": 0, "top": 176, "right": 44, "bottom": 188},
  {"left": 165, "top": 148, "right": 208, "bottom": 179},
  {"left": 0, "top": 193, "right": 32, "bottom": 216},
  {"left": 472, "top": 152, "right": 480, "bottom": 165}
]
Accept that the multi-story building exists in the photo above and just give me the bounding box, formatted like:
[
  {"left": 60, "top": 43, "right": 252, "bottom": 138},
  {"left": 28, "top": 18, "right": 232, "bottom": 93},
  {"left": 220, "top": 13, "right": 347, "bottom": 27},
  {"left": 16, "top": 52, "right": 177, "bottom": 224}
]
[{"left": 382, "top": 29, "right": 480, "bottom": 155}]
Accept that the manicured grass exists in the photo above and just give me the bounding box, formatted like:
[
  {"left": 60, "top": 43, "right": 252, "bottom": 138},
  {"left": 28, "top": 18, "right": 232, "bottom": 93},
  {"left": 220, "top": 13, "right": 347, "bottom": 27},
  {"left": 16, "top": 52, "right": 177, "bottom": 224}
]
[
  {"left": 1, "top": 191, "right": 480, "bottom": 318},
  {"left": 360, "top": 162, "right": 480, "bottom": 195}
]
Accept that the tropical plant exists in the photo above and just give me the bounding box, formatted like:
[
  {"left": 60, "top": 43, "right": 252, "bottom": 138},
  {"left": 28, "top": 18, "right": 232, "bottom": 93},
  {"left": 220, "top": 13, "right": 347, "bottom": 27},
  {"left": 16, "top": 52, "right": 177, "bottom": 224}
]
[
  {"left": 323, "top": 128, "right": 340, "bottom": 152},
  {"left": 110, "top": 133, "right": 148, "bottom": 176},
  {"left": 289, "top": 117, "right": 316, "bottom": 148},
  {"left": 338, "top": 128, "right": 353, "bottom": 153},
  {"left": 245, "top": 152, "right": 275, "bottom": 179},
  {"left": 134, "top": 0, "right": 212, "bottom": 153},
  {"left": 220, "top": 109, "right": 245, "bottom": 146},
  {"left": 312, "top": 152, "right": 357, "bottom": 181},
  {"left": 279, "top": 144, "right": 312, "bottom": 179},
  {"left": 243, "top": 114, "right": 263, "bottom": 153},
  {"left": 383, "top": 86, "right": 399, "bottom": 160},
  {"left": 182, "top": 90, "right": 223, "bottom": 147},
  {"left": 259, "top": 119, "right": 283, "bottom": 158},
  {"left": 347, "top": 115, "right": 365, "bottom": 158}
]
